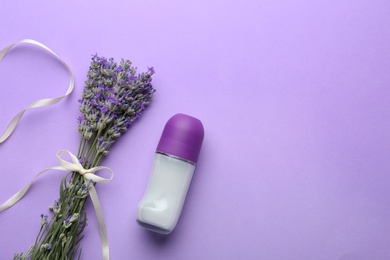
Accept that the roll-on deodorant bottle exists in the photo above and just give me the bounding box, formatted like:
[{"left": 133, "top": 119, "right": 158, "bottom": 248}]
[{"left": 137, "top": 113, "right": 204, "bottom": 234}]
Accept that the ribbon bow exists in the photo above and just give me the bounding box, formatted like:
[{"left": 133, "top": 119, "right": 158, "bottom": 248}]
[{"left": 0, "top": 150, "right": 113, "bottom": 260}]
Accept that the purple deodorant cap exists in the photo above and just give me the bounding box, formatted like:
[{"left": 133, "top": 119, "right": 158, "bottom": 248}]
[{"left": 156, "top": 114, "right": 204, "bottom": 164}]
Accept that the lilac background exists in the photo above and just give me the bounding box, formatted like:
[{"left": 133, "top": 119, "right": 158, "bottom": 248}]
[{"left": 1, "top": 0, "right": 390, "bottom": 259}]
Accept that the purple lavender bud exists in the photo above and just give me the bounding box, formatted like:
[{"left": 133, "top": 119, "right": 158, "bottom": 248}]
[
  {"left": 95, "top": 92, "right": 102, "bottom": 99},
  {"left": 92, "top": 53, "right": 98, "bottom": 62},
  {"left": 99, "top": 105, "right": 108, "bottom": 114},
  {"left": 147, "top": 67, "right": 155, "bottom": 74},
  {"left": 77, "top": 116, "right": 84, "bottom": 124}
]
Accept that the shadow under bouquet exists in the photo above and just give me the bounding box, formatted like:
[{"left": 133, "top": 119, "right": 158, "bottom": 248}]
[{"left": 14, "top": 54, "right": 156, "bottom": 259}]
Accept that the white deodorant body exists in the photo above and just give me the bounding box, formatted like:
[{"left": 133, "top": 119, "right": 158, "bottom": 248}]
[{"left": 137, "top": 153, "right": 195, "bottom": 234}]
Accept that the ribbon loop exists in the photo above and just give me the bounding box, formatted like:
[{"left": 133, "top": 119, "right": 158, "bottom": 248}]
[
  {"left": 0, "top": 39, "right": 74, "bottom": 143},
  {"left": 56, "top": 150, "right": 84, "bottom": 173}
]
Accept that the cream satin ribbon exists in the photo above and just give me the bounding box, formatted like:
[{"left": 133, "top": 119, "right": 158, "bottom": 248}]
[
  {"left": 0, "top": 39, "right": 74, "bottom": 143},
  {"left": 0, "top": 150, "right": 112, "bottom": 260}
]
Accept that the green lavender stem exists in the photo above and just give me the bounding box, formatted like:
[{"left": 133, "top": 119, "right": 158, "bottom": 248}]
[{"left": 17, "top": 137, "right": 99, "bottom": 260}]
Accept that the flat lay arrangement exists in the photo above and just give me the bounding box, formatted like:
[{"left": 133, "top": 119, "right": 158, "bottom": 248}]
[{"left": 1, "top": 1, "right": 390, "bottom": 259}]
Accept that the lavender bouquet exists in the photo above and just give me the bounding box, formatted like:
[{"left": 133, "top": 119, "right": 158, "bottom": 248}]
[{"left": 14, "top": 55, "right": 155, "bottom": 259}]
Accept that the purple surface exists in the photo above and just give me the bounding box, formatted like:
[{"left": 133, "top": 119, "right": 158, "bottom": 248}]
[
  {"left": 157, "top": 113, "right": 204, "bottom": 164},
  {"left": 1, "top": 0, "right": 390, "bottom": 259}
]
